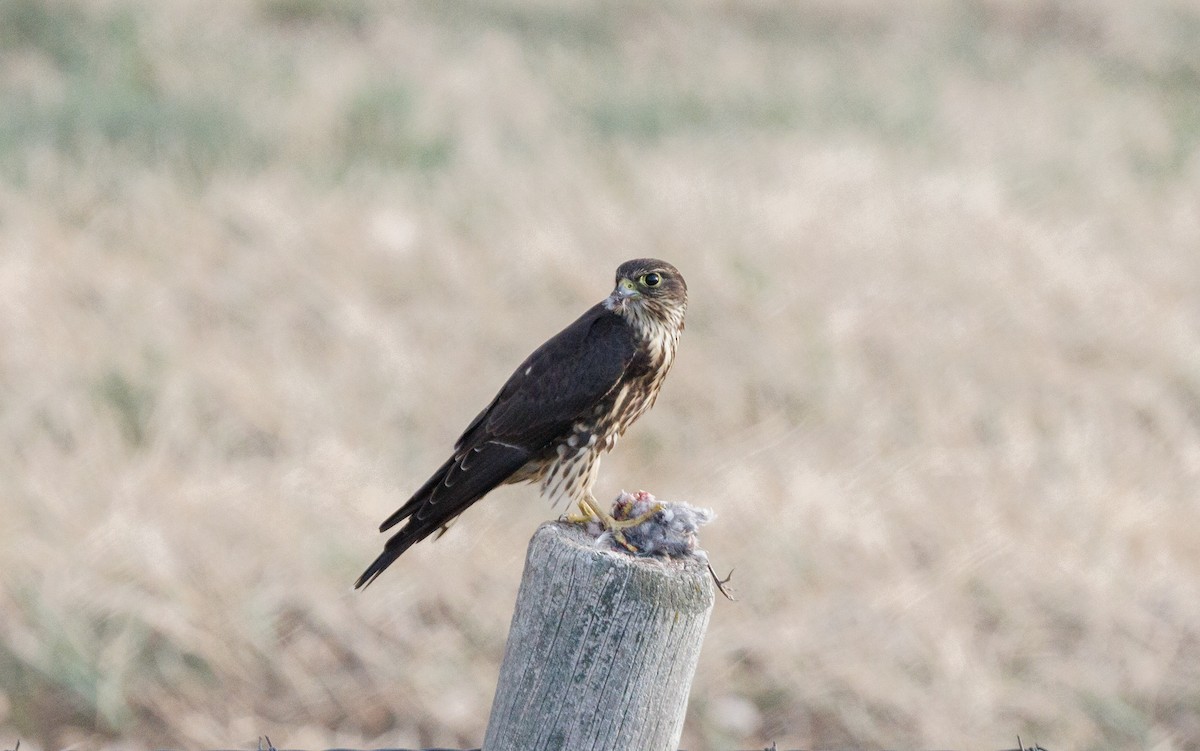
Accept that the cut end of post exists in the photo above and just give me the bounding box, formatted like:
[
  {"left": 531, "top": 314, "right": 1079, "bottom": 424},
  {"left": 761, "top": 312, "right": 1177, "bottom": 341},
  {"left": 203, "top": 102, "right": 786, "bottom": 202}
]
[
  {"left": 535, "top": 520, "right": 717, "bottom": 613},
  {"left": 484, "top": 516, "right": 716, "bottom": 751}
]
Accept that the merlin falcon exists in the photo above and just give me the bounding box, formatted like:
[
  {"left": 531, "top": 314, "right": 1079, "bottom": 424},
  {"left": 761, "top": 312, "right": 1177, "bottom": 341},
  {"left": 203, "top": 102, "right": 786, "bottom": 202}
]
[{"left": 355, "top": 258, "right": 687, "bottom": 588}]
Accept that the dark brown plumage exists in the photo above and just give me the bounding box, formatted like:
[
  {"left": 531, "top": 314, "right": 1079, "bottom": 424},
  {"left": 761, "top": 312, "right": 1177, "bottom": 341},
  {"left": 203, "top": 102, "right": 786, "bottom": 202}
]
[{"left": 355, "top": 259, "right": 687, "bottom": 588}]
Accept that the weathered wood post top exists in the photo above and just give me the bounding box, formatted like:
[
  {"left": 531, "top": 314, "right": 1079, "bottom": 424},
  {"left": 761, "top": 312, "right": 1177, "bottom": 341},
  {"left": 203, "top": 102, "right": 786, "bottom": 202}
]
[{"left": 483, "top": 515, "right": 715, "bottom": 751}]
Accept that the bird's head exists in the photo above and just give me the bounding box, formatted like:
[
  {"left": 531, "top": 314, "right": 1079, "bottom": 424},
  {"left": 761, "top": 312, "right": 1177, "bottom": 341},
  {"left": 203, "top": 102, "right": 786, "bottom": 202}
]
[{"left": 604, "top": 259, "right": 688, "bottom": 323}]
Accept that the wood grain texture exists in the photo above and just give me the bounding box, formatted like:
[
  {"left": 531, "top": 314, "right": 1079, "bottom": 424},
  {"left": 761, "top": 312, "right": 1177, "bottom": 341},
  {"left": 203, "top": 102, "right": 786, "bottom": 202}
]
[{"left": 483, "top": 521, "right": 714, "bottom": 751}]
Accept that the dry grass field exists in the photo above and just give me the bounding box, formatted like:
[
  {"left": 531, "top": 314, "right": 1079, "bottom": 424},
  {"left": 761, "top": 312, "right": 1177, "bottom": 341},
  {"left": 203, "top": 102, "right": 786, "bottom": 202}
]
[{"left": 3, "top": 1, "right": 1200, "bottom": 749}]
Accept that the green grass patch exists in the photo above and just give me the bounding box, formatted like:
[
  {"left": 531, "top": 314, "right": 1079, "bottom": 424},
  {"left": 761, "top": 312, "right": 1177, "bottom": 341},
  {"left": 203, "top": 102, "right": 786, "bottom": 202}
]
[
  {"left": 0, "top": 1, "right": 262, "bottom": 181},
  {"left": 258, "top": 0, "right": 370, "bottom": 29},
  {"left": 95, "top": 370, "right": 154, "bottom": 448},
  {"left": 339, "top": 81, "right": 454, "bottom": 172}
]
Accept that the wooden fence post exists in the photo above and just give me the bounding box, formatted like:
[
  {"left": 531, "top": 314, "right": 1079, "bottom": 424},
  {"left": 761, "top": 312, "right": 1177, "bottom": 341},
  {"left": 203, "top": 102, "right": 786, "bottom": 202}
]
[{"left": 483, "top": 521, "right": 714, "bottom": 751}]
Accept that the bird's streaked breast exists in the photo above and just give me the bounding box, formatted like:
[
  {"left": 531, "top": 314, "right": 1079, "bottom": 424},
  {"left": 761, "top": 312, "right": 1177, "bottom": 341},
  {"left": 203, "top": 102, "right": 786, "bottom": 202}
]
[{"left": 534, "top": 285, "right": 685, "bottom": 509}]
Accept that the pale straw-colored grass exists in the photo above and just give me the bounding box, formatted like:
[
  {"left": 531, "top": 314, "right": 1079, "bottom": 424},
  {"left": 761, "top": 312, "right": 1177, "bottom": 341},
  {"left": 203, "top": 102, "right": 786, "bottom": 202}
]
[{"left": 2, "top": 1, "right": 1199, "bottom": 749}]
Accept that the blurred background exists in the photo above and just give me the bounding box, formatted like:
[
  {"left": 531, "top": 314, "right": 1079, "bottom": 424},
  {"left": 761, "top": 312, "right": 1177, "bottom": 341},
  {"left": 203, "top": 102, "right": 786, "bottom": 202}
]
[{"left": 2, "top": 0, "right": 1199, "bottom": 749}]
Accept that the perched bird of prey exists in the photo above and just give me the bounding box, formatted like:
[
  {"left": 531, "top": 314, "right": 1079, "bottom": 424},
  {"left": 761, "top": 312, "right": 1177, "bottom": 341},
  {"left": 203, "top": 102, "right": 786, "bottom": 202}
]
[{"left": 355, "top": 258, "right": 687, "bottom": 588}]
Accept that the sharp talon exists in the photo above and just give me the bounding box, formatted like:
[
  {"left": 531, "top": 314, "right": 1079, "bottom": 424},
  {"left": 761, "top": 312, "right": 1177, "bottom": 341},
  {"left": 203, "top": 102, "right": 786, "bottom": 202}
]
[{"left": 611, "top": 528, "right": 639, "bottom": 553}]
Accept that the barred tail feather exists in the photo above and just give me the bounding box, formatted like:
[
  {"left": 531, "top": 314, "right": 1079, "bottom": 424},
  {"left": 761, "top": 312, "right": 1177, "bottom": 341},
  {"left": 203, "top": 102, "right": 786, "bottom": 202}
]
[{"left": 354, "top": 442, "right": 531, "bottom": 588}]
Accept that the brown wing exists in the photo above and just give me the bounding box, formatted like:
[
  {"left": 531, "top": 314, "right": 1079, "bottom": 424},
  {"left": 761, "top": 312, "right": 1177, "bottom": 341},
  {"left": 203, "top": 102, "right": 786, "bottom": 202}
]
[{"left": 354, "top": 304, "right": 639, "bottom": 588}]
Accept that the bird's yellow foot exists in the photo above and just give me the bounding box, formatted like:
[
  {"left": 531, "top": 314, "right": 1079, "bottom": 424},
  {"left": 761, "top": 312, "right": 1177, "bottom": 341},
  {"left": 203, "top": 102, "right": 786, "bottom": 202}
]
[
  {"left": 564, "top": 494, "right": 667, "bottom": 547},
  {"left": 609, "top": 528, "right": 638, "bottom": 553},
  {"left": 609, "top": 501, "right": 664, "bottom": 529},
  {"left": 563, "top": 499, "right": 598, "bottom": 525},
  {"left": 567, "top": 494, "right": 665, "bottom": 552},
  {"left": 606, "top": 502, "right": 665, "bottom": 552}
]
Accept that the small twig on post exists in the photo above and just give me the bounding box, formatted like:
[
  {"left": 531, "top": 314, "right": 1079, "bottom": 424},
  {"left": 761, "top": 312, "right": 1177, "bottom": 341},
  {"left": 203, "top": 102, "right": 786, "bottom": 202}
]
[
  {"left": 483, "top": 519, "right": 715, "bottom": 751},
  {"left": 708, "top": 563, "right": 735, "bottom": 600}
]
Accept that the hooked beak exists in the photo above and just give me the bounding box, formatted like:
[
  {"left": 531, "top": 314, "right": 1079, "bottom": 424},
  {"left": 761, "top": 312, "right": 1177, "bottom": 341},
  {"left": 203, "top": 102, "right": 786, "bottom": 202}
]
[{"left": 605, "top": 278, "right": 640, "bottom": 309}]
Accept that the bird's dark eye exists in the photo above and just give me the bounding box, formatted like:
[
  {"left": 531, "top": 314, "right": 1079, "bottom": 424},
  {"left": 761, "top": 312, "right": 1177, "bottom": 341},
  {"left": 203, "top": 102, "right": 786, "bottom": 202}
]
[{"left": 641, "top": 272, "right": 662, "bottom": 288}]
